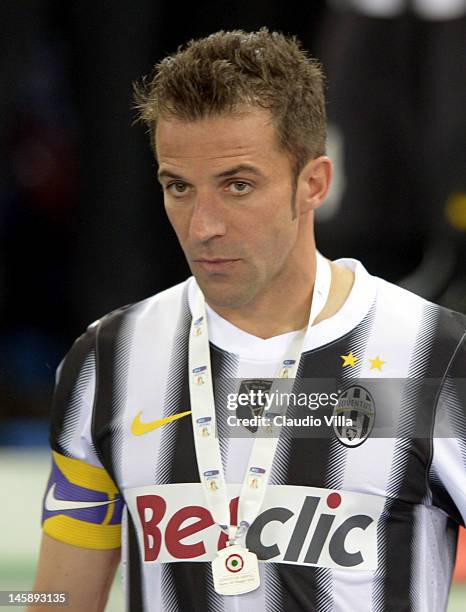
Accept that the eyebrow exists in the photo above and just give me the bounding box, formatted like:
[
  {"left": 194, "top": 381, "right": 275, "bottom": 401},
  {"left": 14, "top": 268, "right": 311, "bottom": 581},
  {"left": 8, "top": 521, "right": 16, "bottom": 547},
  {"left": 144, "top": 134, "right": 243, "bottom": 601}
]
[{"left": 157, "top": 164, "right": 264, "bottom": 183}]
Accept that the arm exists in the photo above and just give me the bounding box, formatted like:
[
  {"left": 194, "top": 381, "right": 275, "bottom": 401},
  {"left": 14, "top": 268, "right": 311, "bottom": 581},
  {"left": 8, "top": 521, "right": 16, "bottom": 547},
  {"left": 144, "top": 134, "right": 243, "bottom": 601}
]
[
  {"left": 28, "top": 533, "right": 120, "bottom": 612},
  {"left": 30, "top": 323, "right": 124, "bottom": 611},
  {"left": 429, "top": 331, "right": 466, "bottom": 525}
]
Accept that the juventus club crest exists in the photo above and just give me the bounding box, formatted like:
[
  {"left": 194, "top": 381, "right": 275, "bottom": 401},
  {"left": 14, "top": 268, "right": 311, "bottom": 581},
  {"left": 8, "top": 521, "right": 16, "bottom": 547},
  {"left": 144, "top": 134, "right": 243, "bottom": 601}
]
[{"left": 333, "top": 385, "right": 375, "bottom": 447}]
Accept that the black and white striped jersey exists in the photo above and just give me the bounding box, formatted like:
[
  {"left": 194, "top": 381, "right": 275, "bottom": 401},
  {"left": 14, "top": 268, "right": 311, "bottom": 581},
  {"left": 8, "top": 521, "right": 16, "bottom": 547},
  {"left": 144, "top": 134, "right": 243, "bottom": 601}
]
[{"left": 42, "top": 256, "right": 466, "bottom": 612}]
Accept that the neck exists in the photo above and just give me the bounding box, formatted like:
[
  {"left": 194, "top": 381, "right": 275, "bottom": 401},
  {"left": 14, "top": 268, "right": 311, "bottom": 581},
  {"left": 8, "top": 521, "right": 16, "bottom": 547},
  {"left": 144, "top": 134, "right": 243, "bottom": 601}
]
[
  {"left": 206, "top": 255, "right": 355, "bottom": 340},
  {"left": 210, "top": 276, "right": 315, "bottom": 340},
  {"left": 207, "top": 242, "right": 318, "bottom": 339}
]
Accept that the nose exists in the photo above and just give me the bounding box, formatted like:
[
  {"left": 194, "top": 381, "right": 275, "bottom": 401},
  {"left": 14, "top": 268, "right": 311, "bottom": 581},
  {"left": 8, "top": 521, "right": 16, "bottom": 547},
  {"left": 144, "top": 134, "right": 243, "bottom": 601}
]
[{"left": 188, "top": 192, "right": 227, "bottom": 243}]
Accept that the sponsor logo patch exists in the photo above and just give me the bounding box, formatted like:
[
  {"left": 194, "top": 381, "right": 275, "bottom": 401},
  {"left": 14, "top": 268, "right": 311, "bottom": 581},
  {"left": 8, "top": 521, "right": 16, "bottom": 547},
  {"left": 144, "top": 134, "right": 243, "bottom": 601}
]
[{"left": 125, "top": 483, "right": 384, "bottom": 571}]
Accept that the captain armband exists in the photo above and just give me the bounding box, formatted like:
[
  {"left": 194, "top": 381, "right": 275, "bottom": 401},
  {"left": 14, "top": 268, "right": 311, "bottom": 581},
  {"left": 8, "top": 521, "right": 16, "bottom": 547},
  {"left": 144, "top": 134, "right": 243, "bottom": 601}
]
[{"left": 41, "top": 450, "right": 124, "bottom": 550}]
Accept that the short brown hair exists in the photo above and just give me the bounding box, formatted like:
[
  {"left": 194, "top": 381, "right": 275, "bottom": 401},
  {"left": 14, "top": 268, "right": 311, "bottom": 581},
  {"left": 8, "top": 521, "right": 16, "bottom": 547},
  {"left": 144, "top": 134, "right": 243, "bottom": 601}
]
[{"left": 134, "top": 27, "right": 326, "bottom": 184}]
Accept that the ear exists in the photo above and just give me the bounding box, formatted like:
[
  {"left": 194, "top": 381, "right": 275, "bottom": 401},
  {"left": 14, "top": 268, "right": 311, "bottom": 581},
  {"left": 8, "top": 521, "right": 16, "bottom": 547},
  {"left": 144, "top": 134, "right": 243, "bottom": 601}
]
[{"left": 296, "top": 156, "right": 333, "bottom": 215}]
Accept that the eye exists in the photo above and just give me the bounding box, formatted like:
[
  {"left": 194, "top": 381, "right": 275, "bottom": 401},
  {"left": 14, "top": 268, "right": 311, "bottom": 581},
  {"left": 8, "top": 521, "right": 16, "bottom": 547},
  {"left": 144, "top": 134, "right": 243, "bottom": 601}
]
[
  {"left": 166, "top": 182, "right": 189, "bottom": 196},
  {"left": 228, "top": 181, "right": 252, "bottom": 195}
]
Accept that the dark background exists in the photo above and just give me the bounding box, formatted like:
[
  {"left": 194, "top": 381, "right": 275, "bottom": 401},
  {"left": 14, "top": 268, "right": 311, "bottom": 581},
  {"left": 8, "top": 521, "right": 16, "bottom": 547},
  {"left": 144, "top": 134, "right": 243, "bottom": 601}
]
[{"left": 1, "top": 0, "right": 465, "bottom": 445}]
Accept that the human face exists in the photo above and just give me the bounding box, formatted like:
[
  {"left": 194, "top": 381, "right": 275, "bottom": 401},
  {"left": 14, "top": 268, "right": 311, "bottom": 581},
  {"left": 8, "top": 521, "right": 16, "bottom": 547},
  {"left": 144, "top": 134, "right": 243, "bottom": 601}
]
[{"left": 155, "top": 107, "right": 301, "bottom": 310}]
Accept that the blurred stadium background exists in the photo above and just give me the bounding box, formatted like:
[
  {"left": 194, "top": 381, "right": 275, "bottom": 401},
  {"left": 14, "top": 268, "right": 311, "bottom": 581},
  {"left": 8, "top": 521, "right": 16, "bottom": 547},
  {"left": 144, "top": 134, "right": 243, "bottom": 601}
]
[{"left": 0, "top": 1, "right": 465, "bottom": 610}]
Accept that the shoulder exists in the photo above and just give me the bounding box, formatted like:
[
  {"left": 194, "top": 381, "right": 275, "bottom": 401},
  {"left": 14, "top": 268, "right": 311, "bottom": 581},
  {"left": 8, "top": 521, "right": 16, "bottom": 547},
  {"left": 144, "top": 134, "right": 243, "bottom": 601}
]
[
  {"left": 84, "top": 277, "right": 193, "bottom": 341},
  {"left": 374, "top": 274, "right": 466, "bottom": 342},
  {"left": 369, "top": 273, "right": 465, "bottom": 379}
]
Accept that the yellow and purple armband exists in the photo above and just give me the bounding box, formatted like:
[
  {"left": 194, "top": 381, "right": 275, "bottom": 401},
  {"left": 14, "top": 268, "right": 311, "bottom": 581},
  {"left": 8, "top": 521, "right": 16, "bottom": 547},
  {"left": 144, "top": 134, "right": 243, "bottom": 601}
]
[{"left": 41, "top": 451, "right": 123, "bottom": 550}]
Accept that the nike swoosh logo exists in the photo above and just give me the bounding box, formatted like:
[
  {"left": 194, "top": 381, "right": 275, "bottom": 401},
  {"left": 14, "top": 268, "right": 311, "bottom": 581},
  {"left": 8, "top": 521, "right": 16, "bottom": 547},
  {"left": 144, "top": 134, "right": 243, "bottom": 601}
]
[
  {"left": 45, "top": 483, "right": 116, "bottom": 512},
  {"left": 131, "top": 410, "right": 192, "bottom": 436}
]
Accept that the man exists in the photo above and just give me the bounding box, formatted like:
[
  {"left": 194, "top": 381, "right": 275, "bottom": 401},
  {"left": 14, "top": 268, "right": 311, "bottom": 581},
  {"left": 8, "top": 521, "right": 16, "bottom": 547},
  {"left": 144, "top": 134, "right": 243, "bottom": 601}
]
[{"left": 31, "top": 28, "right": 465, "bottom": 611}]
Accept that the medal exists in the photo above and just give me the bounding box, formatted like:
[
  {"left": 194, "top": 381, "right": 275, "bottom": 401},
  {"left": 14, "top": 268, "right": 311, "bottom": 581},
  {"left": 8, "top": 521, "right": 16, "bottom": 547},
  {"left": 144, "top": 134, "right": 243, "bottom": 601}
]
[
  {"left": 212, "top": 544, "right": 260, "bottom": 595},
  {"left": 188, "top": 251, "right": 331, "bottom": 595}
]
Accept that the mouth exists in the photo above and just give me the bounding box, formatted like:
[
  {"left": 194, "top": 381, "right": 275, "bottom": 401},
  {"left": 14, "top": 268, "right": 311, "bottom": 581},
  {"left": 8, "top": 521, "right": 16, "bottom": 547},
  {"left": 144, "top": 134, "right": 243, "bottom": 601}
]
[{"left": 193, "top": 258, "right": 241, "bottom": 272}]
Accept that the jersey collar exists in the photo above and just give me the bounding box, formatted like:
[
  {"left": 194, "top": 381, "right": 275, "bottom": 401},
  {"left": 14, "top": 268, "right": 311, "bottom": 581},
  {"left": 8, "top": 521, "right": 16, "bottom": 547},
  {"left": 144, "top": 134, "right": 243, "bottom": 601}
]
[{"left": 187, "top": 257, "right": 377, "bottom": 361}]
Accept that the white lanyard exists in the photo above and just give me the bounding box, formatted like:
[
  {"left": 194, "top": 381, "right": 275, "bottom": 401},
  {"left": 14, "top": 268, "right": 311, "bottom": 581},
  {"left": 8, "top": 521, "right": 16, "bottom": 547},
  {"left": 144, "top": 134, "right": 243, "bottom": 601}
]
[{"left": 188, "top": 251, "right": 331, "bottom": 544}]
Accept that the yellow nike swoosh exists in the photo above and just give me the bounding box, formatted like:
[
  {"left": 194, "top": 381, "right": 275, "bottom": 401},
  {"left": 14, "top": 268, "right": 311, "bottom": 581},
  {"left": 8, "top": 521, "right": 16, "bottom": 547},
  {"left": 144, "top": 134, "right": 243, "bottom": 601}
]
[{"left": 131, "top": 410, "right": 192, "bottom": 436}]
